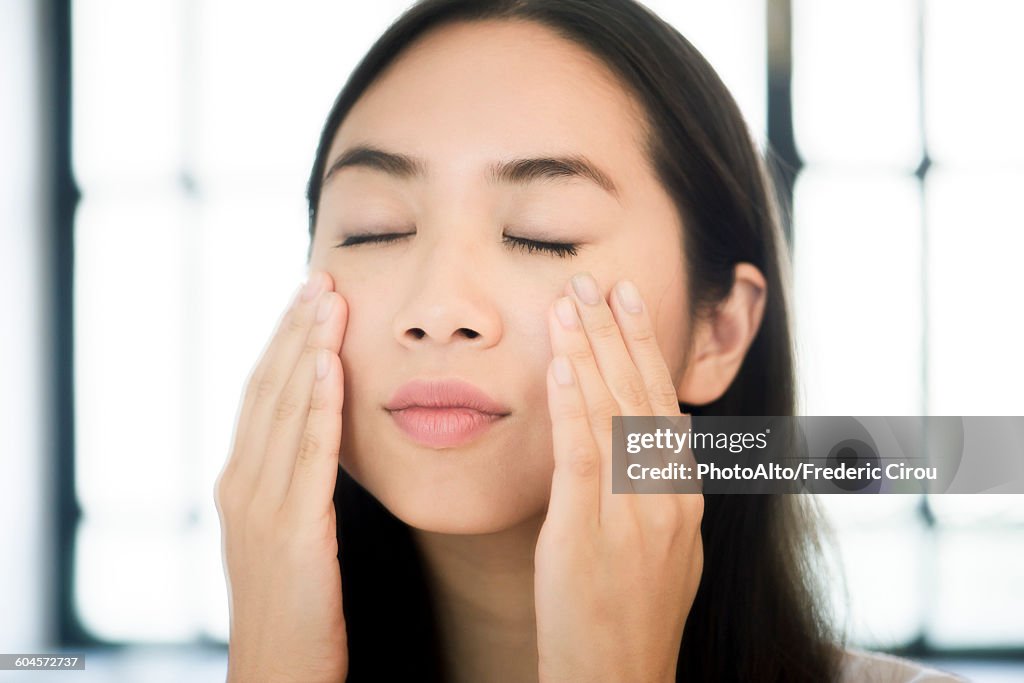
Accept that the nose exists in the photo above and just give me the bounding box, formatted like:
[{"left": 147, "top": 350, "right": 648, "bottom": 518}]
[{"left": 391, "top": 236, "right": 503, "bottom": 349}]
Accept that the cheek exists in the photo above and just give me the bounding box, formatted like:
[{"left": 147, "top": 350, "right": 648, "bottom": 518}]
[
  {"left": 509, "top": 298, "right": 558, "bottom": 359},
  {"left": 507, "top": 311, "right": 571, "bottom": 410},
  {"left": 335, "top": 289, "right": 393, "bottom": 414},
  {"left": 636, "top": 256, "right": 688, "bottom": 387},
  {"left": 657, "top": 310, "right": 687, "bottom": 384}
]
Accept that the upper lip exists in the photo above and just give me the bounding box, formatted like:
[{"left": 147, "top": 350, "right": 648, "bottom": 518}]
[{"left": 385, "top": 379, "right": 512, "bottom": 416}]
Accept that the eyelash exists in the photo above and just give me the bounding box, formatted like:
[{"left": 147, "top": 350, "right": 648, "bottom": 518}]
[{"left": 334, "top": 233, "right": 580, "bottom": 258}]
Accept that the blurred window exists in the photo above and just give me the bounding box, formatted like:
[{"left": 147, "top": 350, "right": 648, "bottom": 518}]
[
  {"left": 791, "top": 0, "right": 1024, "bottom": 653},
  {"left": 66, "top": 0, "right": 1023, "bottom": 654}
]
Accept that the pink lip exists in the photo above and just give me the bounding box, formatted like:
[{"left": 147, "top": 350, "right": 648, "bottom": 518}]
[{"left": 384, "top": 379, "right": 511, "bottom": 448}]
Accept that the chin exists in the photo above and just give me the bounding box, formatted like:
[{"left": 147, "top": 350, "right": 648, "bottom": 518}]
[
  {"left": 343, "top": 452, "right": 551, "bottom": 536},
  {"left": 394, "top": 498, "right": 535, "bottom": 535},
  {"left": 385, "top": 471, "right": 548, "bottom": 535}
]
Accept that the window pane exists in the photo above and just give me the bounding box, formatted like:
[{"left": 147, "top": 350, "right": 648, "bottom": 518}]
[
  {"left": 824, "top": 524, "right": 928, "bottom": 648},
  {"left": 76, "top": 517, "right": 195, "bottom": 641},
  {"left": 74, "top": 192, "right": 190, "bottom": 513},
  {"left": 72, "top": 0, "right": 183, "bottom": 187},
  {"left": 929, "top": 528, "right": 1024, "bottom": 647},
  {"left": 792, "top": 0, "right": 921, "bottom": 168},
  {"left": 929, "top": 494, "right": 1024, "bottom": 527},
  {"left": 925, "top": 169, "right": 1024, "bottom": 415},
  {"left": 816, "top": 494, "right": 923, "bottom": 531},
  {"left": 925, "top": 0, "right": 1024, "bottom": 164},
  {"left": 793, "top": 170, "right": 922, "bottom": 415}
]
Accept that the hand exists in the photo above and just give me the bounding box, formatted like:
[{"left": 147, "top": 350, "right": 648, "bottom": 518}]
[
  {"left": 214, "top": 270, "right": 349, "bottom": 683},
  {"left": 535, "top": 272, "right": 704, "bottom": 683}
]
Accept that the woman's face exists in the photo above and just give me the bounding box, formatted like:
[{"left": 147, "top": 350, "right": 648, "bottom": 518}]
[{"left": 309, "top": 19, "right": 689, "bottom": 534}]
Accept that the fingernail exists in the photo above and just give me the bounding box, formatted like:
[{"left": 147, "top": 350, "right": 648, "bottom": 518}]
[
  {"left": 555, "top": 297, "right": 580, "bottom": 329},
  {"left": 302, "top": 271, "right": 322, "bottom": 301},
  {"left": 552, "top": 356, "right": 574, "bottom": 386},
  {"left": 615, "top": 280, "right": 643, "bottom": 314},
  {"left": 316, "top": 294, "right": 334, "bottom": 323},
  {"left": 316, "top": 348, "right": 329, "bottom": 380},
  {"left": 571, "top": 272, "right": 601, "bottom": 306}
]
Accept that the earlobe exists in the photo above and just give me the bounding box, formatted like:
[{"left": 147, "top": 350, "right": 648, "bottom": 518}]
[{"left": 675, "top": 263, "right": 767, "bottom": 406}]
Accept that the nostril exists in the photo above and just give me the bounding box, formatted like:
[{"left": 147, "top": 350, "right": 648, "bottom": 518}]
[{"left": 404, "top": 327, "right": 480, "bottom": 341}]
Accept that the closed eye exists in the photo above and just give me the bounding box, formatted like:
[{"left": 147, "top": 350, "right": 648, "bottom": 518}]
[
  {"left": 336, "top": 232, "right": 410, "bottom": 248},
  {"left": 334, "top": 232, "right": 580, "bottom": 258},
  {"left": 503, "top": 235, "right": 580, "bottom": 258}
]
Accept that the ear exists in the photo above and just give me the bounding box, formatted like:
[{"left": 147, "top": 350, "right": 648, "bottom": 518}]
[{"left": 676, "top": 263, "right": 767, "bottom": 406}]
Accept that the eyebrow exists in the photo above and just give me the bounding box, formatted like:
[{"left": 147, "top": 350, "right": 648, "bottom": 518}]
[{"left": 321, "top": 144, "right": 620, "bottom": 200}]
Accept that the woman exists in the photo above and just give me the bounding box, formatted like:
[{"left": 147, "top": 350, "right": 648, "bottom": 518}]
[{"left": 214, "top": 1, "right": 966, "bottom": 681}]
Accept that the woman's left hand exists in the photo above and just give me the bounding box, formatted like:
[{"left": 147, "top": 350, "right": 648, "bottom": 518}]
[{"left": 535, "top": 272, "right": 704, "bottom": 683}]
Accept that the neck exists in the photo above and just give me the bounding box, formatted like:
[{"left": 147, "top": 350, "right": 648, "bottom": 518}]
[{"left": 411, "top": 512, "right": 545, "bottom": 683}]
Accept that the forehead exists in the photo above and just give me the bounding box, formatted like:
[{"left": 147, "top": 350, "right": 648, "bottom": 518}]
[{"left": 328, "top": 19, "right": 651, "bottom": 181}]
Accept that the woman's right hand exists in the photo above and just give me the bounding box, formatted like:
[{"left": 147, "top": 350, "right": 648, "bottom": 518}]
[{"left": 214, "top": 270, "right": 350, "bottom": 683}]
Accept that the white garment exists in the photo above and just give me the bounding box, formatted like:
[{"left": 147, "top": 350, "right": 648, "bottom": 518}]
[{"left": 838, "top": 647, "right": 971, "bottom": 682}]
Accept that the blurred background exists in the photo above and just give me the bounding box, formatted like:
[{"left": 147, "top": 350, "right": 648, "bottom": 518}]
[{"left": 2, "top": 0, "right": 1022, "bottom": 680}]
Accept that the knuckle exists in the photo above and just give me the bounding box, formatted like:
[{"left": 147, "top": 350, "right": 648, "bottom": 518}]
[
  {"left": 273, "top": 388, "right": 302, "bottom": 422},
  {"left": 296, "top": 429, "right": 322, "bottom": 465},
  {"left": 567, "top": 346, "right": 594, "bottom": 366},
  {"left": 650, "top": 383, "right": 680, "bottom": 410},
  {"left": 588, "top": 394, "right": 620, "bottom": 427},
  {"left": 253, "top": 372, "right": 278, "bottom": 403},
  {"left": 284, "top": 308, "right": 307, "bottom": 335},
  {"left": 213, "top": 476, "right": 228, "bottom": 512},
  {"left": 562, "top": 443, "right": 599, "bottom": 479},
  {"left": 308, "top": 379, "right": 330, "bottom": 411},
  {"left": 558, "top": 396, "right": 590, "bottom": 422},
  {"left": 589, "top": 317, "right": 620, "bottom": 340},
  {"left": 683, "top": 492, "right": 705, "bottom": 521},
  {"left": 615, "top": 373, "right": 648, "bottom": 408},
  {"left": 213, "top": 475, "right": 240, "bottom": 518},
  {"left": 629, "top": 325, "right": 658, "bottom": 346}
]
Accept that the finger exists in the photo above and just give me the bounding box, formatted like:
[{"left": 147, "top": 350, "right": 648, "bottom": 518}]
[
  {"left": 545, "top": 354, "right": 601, "bottom": 530},
  {"left": 608, "top": 279, "right": 682, "bottom": 417},
  {"left": 257, "top": 290, "right": 348, "bottom": 506},
  {"left": 565, "top": 272, "right": 653, "bottom": 419},
  {"left": 605, "top": 278, "right": 695, "bottom": 495},
  {"left": 284, "top": 342, "right": 345, "bottom": 522},
  {"left": 550, "top": 294, "right": 621, "bottom": 435},
  {"left": 239, "top": 275, "right": 327, "bottom": 434},
  {"left": 223, "top": 272, "right": 329, "bottom": 494},
  {"left": 549, "top": 296, "right": 632, "bottom": 515}
]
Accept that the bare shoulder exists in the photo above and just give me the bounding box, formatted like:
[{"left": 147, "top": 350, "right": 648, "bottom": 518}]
[{"left": 837, "top": 647, "right": 971, "bottom": 683}]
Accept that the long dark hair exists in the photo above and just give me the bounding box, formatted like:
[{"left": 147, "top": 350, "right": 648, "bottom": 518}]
[{"left": 307, "top": 1, "right": 845, "bottom": 680}]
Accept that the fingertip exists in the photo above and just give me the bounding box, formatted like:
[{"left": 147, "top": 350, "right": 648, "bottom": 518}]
[
  {"left": 613, "top": 279, "right": 644, "bottom": 315},
  {"left": 318, "top": 268, "right": 336, "bottom": 291},
  {"left": 336, "top": 292, "right": 350, "bottom": 322}
]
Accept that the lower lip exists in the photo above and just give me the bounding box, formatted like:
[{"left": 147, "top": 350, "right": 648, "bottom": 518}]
[{"left": 387, "top": 406, "right": 505, "bottom": 448}]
